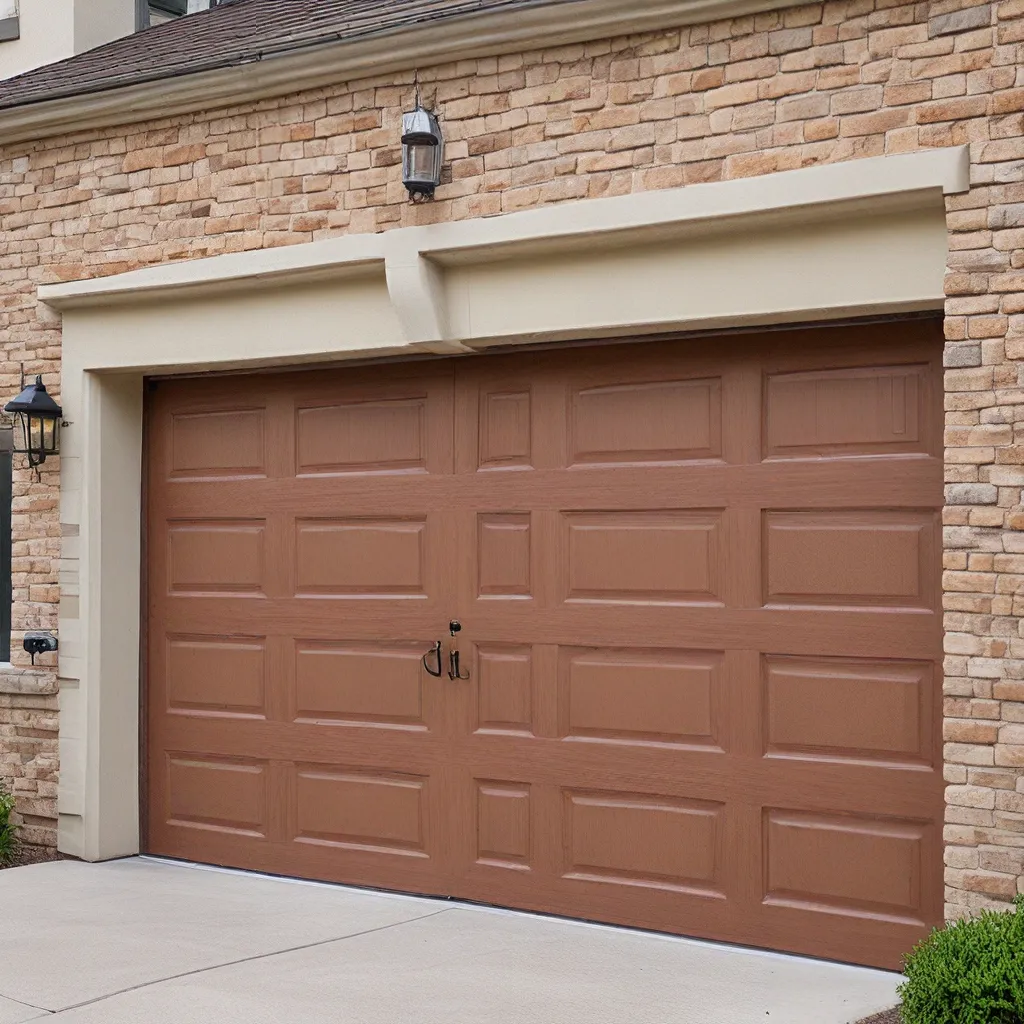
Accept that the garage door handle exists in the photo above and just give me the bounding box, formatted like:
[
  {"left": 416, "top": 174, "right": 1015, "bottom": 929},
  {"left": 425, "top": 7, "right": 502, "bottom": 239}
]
[
  {"left": 448, "top": 647, "right": 470, "bottom": 681},
  {"left": 422, "top": 641, "right": 444, "bottom": 677}
]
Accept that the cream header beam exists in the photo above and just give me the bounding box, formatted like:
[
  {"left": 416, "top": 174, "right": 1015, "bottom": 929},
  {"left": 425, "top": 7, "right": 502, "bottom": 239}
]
[{"left": 41, "top": 146, "right": 969, "bottom": 359}]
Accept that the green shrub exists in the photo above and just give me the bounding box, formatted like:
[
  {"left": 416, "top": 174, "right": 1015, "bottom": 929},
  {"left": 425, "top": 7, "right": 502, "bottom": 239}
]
[
  {"left": 0, "top": 782, "right": 17, "bottom": 866},
  {"left": 899, "top": 896, "right": 1024, "bottom": 1024}
]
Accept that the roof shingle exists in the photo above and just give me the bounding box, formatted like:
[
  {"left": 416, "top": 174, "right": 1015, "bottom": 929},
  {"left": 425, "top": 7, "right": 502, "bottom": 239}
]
[{"left": 0, "top": 0, "right": 554, "bottom": 111}]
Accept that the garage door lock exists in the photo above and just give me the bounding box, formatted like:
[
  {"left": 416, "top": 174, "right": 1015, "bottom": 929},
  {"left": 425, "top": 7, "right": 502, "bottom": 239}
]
[{"left": 448, "top": 621, "right": 470, "bottom": 680}]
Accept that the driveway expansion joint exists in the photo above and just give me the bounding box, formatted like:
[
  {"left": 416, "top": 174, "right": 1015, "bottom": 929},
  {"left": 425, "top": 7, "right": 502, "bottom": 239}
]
[{"left": 47, "top": 907, "right": 454, "bottom": 1016}]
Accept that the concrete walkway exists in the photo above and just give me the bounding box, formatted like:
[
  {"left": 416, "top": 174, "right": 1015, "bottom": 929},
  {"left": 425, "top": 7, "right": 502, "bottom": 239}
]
[{"left": 0, "top": 858, "right": 899, "bottom": 1023}]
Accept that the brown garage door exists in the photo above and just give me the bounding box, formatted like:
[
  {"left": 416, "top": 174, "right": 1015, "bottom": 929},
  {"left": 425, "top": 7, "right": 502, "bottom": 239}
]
[{"left": 146, "top": 319, "right": 944, "bottom": 969}]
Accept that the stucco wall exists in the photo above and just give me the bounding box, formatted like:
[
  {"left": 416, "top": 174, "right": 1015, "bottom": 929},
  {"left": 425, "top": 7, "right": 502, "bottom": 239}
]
[
  {"left": 0, "top": 0, "right": 135, "bottom": 82},
  {"left": 0, "top": 0, "right": 1022, "bottom": 916}
]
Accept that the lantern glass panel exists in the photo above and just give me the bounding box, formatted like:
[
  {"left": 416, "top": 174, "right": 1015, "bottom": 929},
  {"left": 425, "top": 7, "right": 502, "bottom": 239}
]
[
  {"left": 405, "top": 141, "right": 438, "bottom": 184},
  {"left": 12, "top": 411, "right": 59, "bottom": 463}
]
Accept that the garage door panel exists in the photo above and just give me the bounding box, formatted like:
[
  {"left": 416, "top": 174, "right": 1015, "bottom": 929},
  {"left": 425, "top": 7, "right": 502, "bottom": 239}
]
[
  {"left": 748, "top": 904, "right": 939, "bottom": 975},
  {"left": 164, "top": 634, "right": 268, "bottom": 720},
  {"left": 754, "top": 760, "right": 942, "bottom": 820},
  {"left": 764, "top": 363, "right": 932, "bottom": 459},
  {"left": 556, "top": 646, "right": 724, "bottom": 751},
  {"left": 290, "top": 764, "right": 431, "bottom": 859},
  {"left": 295, "top": 396, "right": 429, "bottom": 477},
  {"left": 568, "top": 376, "right": 724, "bottom": 467},
  {"left": 764, "top": 510, "right": 939, "bottom": 611},
  {"left": 474, "top": 644, "right": 535, "bottom": 736},
  {"left": 168, "top": 406, "right": 268, "bottom": 481},
  {"left": 291, "top": 640, "right": 431, "bottom": 730},
  {"left": 453, "top": 734, "right": 939, "bottom": 818},
  {"left": 458, "top": 609, "right": 937, "bottom": 660},
  {"left": 155, "top": 717, "right": 450, "bottom": 771},
  {"left": 454, "top": 462, "right": 939, "bottom": 511},
  {"left": 763, "top": 808, "right": 934, "bottom": 925},
  {"left": 294, "top": 516, "right": 429, "bottom": 598},
  {"left": 164, "top": 753, "right": 271, "bottom": 839},
  {"left": 150, "top": 821, "right": 450, "bottom": 893},
  {"left": 153, "top": 460, "right": 940, "bottom": 517},
  {"left": 160, "top": 602, "right": 458, "bottom": 639},
  {"left": 562, "top": 509, "right": 724, "bottom": 606},
  {"left": 156, "top": 478, "right": 459, "bottom": 517},
  {"left": 562, "top": 788, "right": 726, "bottom": 897},
  {"left": 148, "top": 322, "right": 943, "bottom": 970},
  {"left": 763, "top": 654, "right": 936, "bottom": 768},
  {"left": 166, "top": 518, "right": 267, "bottom": 597}
]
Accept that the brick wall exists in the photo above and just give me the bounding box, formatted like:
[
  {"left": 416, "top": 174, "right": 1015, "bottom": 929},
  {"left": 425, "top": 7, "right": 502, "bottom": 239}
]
[
  {"left": 0, "top": 0, "right": 1022, "bottom": 910},
  {"left": 0, "top": 672, "right": 58, "bottom": 851}
]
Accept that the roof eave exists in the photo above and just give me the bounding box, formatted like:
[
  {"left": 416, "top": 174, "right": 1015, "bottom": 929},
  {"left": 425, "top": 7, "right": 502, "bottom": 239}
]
[{"left": 0, "top": 0, "right": 801, "bottom": 147}]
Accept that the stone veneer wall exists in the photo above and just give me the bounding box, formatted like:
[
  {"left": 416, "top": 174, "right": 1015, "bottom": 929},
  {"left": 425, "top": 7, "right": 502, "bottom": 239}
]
[{"left": 0, "top": 0, "right": 1022, "bottom": 912}]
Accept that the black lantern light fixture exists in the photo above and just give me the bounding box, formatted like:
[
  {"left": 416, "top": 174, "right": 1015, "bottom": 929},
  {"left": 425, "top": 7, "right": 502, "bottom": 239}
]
[
  {"left": 402, "top": 103, "right": 444, "bottom": 200},
  {"left": 5, "top": 373, "right": 62, "bottom": 467}
]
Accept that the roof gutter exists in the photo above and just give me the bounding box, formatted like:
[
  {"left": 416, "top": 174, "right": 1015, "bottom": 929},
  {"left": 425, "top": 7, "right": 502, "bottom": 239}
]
[{"left": 0, "top": 0, "right": 804, "bottom": 147}]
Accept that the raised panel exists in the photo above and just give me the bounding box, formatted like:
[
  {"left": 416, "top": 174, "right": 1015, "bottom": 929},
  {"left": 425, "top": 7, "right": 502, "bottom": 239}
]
[
  {"left": 564, "top": 790, "right": 723, "bottom": 895},
  {"left": 764, "top": 511, "right": 936, "bottom": 610},
  {"left": 479, "top": 390, "right": 531, "bottom": 470},
  {"left": 166, "top": 755, "right": 267, "bottom": 837},
  {"left": 765, "top": 365, "right": 928, "bottom": 458},
  {"left": 295, "top": 518, "right": 426, "bottom": 597},
  {"left": 565, "top": 511, "right": 722, "bottom": 605},
  {"left": 167, "top": 520, "right": 265, "bottom": 596},
  {"left": 170, "top": 409, "right": 265, "bottom": 478},
  {"left": 476, "top": 645, "right": 532, "bottom": 735},
  {"left": 571, "top": 377, "right": 722, "bottom": 465},
  {"left": 296, "top": 397, "right": 426, "bottom": 475},
  {"left": 478, "top": 514, "right": 531, "bottom": 598},
  {"left": 294, "top": 641, "right": 425, "bottom": 728},
  {"left": 166, "top": 636, "right": 266, "bottom": 718},
  {"left": 477, "top": 781, "right": 531, "bottom": 869},
  {"left": 764, "top": 810, "right": 928, "bottom": 923},
  {"left": 765, "top": 655, "right": 933, "bottom": 767},
  {"left": 560, "top": 648, "right": 721, "bottom": 749},
  {"left": 293, "top": 767, "right": 427, "bottom": 856}
]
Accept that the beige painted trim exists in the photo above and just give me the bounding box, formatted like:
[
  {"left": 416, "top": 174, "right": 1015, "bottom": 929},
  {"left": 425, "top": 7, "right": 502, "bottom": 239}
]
[
  {"left": 49, "top": 151, "right": 962, "bottom": 860},
  {"left": 43, "top": 147, "right": 968, "bottom": 322},
  {"left": 0, "top": 0, "right": 814, "bottom": 147}
]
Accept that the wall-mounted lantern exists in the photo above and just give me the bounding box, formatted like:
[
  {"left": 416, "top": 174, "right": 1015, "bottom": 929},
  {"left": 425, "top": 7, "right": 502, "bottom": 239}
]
[
  {"left": 5, "top": 375, "right": 62, "bottom": 467},
  {"left": 402, "top": 104, "right": 444, "bottom": 200}
]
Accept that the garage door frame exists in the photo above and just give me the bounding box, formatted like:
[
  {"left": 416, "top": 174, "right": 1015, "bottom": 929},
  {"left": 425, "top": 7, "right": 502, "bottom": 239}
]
[{"left": 42, "top": 148, "right": 965, "bottom": 870}]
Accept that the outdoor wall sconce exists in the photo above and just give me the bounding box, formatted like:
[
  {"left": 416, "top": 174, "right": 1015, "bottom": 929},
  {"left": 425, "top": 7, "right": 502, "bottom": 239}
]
[
  {"left": 5, "top": 374, "right": 62, "bottom": 467},
  {"left": 402, "top": 103, "right": 444, "bottom": 200}
]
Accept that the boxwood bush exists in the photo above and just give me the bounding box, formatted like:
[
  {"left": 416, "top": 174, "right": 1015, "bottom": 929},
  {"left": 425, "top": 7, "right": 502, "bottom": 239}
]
[
  {"left": 899, "top": 896, "right": 1024, "bottom": 1024},
  {"left": 0, "top": 782, "right": 17, "bottom": 866}
]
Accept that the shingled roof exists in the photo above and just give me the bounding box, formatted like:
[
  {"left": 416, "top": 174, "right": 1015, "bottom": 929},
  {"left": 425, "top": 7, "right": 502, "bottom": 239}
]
[{"left": 0, "top": 0, "right": 553, "bottom": 111}]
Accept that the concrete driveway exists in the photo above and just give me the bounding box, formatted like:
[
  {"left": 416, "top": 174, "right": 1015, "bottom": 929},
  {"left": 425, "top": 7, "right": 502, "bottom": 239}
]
[{"left": 0, "top": 858, "right": 899, "bottom": 1023}]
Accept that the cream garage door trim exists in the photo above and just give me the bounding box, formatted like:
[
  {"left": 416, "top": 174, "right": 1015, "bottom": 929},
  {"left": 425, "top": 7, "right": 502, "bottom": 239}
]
[{"left": 45, "top": 147, "right": 966, "bottom": 861}]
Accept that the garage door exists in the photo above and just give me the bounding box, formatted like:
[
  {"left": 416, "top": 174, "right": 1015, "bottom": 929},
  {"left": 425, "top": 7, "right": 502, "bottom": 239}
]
[{"left": 146, "top": 319, "right": 943, "bottom": 969}]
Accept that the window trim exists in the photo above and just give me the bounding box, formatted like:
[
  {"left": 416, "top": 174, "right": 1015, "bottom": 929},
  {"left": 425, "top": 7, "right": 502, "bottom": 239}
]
[{"left": 0, "top": 430, "right": 12, "bottom": 665}]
